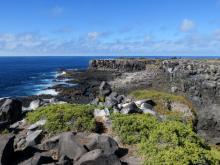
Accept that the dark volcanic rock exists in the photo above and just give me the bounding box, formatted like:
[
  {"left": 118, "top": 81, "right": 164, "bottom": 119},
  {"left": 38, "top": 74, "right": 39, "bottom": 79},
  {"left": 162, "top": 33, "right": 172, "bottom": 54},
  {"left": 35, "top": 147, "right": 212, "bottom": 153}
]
[
  {"left": 90, "top": 59, "right": 151, "bottom": 72},
  {"left": 75, "top": 149, "right": 121, "bottom": 165},
  {"left": 0, "top": 134, "right": 15, "bottom": 165},
  {"left": 121, "top": 102, "right": 141, "bottom": 114},
  {"left": 58, "top": 132, "right": 87, "bottom": 161},
  {"left": 85, "top": 134, "right": 119, "bottom": 155},
  {"left": 19, "top": 152, "right": 54, "bottom": 165},
  {"left": 0, "top": 99, "right": 22, "bottom": 124}
]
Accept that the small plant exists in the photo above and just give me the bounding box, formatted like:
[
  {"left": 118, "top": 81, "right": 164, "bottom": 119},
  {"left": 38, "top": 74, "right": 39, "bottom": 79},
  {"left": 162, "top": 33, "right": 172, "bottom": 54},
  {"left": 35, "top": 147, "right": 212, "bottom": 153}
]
[{"left": 27, "top": 103, "right": 96, "bottom": 133}]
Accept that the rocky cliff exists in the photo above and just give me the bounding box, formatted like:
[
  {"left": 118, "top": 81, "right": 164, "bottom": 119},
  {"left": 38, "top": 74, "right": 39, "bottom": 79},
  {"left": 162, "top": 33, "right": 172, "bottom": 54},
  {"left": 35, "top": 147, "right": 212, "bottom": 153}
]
[
  {"left": 89, "top": 58, "right": 220, "bottom": 143},
  {"left": 89, "top": 59, "right": 160, "bottom": 72}
]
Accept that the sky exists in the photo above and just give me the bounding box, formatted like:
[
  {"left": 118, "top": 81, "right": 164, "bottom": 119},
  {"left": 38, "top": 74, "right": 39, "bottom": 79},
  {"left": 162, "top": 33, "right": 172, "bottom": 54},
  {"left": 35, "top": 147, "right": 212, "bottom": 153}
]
[{"left": 0, "top": 0, "right": 220, "bottom": 56}]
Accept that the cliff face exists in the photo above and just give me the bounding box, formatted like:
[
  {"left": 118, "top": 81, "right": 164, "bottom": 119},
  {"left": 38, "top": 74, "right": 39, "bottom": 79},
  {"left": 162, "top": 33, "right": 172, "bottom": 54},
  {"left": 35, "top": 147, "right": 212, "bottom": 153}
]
[
  {"left": 89, "top": 58, "right": 220, "bottom": 143},
  {"left": 89, "top": 59, "right": 159, "bottom": 72}
]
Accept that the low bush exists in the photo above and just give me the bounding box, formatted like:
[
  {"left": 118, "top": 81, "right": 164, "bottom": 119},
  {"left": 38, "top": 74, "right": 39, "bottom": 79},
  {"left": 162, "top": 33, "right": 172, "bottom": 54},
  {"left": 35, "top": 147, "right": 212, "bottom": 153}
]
[
  {"left": 27, "top": 103, "right": 96, "bottom": 133},
  {"left": 138, "top": 120, "right": 219, "bottom": 164},
  {"left": 111, "top": 114, "right": 220, "bottom": 164}
]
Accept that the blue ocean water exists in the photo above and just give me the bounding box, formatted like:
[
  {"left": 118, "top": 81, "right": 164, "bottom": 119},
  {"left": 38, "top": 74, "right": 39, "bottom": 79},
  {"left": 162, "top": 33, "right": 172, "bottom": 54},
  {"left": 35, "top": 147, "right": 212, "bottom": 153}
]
[
  {"left": 0, "top": 56, "right": 219, "bottom": 97},
  {"left": 0, "top": 56, "right": 108, "bottom": 97}
]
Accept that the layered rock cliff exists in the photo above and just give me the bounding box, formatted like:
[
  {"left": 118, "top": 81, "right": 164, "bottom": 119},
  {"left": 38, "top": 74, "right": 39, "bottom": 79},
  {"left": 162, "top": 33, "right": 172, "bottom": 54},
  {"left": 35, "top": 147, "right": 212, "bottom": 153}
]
[
  {"left": 89, "top": 58, "right": 220, "bottom": 143},
  {"left": 89, "top": 59, "right": 160, "bottom": 72}
]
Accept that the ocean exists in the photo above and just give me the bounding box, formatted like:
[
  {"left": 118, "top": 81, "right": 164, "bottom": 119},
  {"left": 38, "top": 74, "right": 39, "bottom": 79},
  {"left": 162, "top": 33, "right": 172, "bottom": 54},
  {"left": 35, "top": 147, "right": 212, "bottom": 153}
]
[
  {"left": 0, "top": 56, "right": 108, "bottom": 97},
  {"left": 0, "top": 56, "right": 219, "bottom": 98}
]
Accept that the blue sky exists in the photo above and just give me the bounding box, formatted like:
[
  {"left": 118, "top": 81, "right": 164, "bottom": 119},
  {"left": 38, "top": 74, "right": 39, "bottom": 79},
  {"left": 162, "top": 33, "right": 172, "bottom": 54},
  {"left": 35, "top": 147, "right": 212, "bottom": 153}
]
[{"left": 0, "top": 0, "right": 220, "bottom": 56}]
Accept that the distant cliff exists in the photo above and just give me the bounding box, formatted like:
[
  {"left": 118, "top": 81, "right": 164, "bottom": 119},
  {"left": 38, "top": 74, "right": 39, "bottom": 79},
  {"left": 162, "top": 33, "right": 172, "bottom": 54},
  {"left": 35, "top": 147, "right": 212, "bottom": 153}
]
[{"left": 89, "top": 59, "right": 160, "bottom": 72}]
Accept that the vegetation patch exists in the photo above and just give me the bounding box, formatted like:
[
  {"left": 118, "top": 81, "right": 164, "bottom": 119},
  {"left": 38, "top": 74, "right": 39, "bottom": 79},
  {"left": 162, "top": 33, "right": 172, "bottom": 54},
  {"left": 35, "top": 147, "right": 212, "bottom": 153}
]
[
  {"left": 130, "top": 89, "right": 195, "bottom": 121},
  {"left": 27, "top": 103, "right": 96, "bottom": 133},
  {"left": 111, "top": 113, "right": 157, "bottom": 144},
  {"left": 111, "top": 114, "right": 220, "bottom": 164}
]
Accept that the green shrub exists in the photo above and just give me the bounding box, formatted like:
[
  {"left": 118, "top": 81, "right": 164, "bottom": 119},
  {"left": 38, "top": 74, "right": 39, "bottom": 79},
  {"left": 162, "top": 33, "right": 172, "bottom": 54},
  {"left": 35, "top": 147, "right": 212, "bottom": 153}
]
[
  {"left": 27, "top": 103, "right": 96, "bottom": 133},
  {"left": 138, "top": 120, "right": 219, "bottom": 164},
  {"left": 111, "top": 113, "right": 158, "bottom": 144},
  {"left": 111, "top": 114, "right": 220, "bottom": 164}
]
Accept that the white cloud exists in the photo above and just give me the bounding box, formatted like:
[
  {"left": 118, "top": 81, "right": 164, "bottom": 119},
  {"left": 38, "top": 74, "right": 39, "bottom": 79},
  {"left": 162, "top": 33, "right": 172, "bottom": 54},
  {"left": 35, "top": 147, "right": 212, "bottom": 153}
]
[
  {"left": 180, "top": 19, "right": 196, "bottom": 32},
  {"left": 0, "top": 30, "right": 220, "bottom": 56},
  {"left": 87, "top": 32, "right": 101, "bottom": 40}
]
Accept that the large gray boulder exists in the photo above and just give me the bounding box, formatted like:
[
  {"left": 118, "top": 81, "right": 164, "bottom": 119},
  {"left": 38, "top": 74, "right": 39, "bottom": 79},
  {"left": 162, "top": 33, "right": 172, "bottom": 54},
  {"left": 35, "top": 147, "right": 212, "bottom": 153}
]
[
  {"left": 86, "top": 134, "right": 119, "bottom": 155},
  {"left": 0, "top": 99, "right": 22, "bottom": 123},
  {"left": 18, "top": 152, "right": 54, "bottom": 165},
  {"left": 104, "top": 97, "right": 118, "bottom": 108},
  {"left": 58, "top": 132, "right": 87, "bottom": 161},
  {"left": 121, "top": 102, "right": 141, "bottom": 114},
  {"left": 0, "top": 134, "right": 15, "bottom": 165},
  {"left": 29, "top": 99, "right": 43, "bottom": 111},
  {"left": 94, "top": 109, "right": 110, "bottom": 118},
  {"left": 26, "top": 130, "right": 43, "bottom": 147},
  {"left": 75, "top": 149, "right": 121, "bottom": 165},
  {"left": 135, "top": 99, "right": 156, "bottom": 107}
]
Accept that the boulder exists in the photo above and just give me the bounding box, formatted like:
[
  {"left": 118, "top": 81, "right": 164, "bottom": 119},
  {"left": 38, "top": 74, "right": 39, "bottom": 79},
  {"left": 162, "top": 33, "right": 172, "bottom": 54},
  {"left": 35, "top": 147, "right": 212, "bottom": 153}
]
[
  {"left": 29, "top": 99, "right": 43, "bottom": 110},
  {"left": 171, "top": 86, "right": 178, "bottom": 93},
  {"left": 116, "top": 95, "right": 125, "bottom": 104},
  {"left": 99, "top": 81, "right": 112, "bottom": 97},
  {"left": 39, "top": 135, "right": 60, "bottom": 150},
  {"left": 135, "top": 99, "right": 156, "bottom": 107},
  {"left": 0, "top": 99, "right": 22, "bottom": 123},
  {"left": 75, "top": 149, "right": 121, "bottom": 165},
  {"left": 0, "top": 134, "right": 15, "bottom": 165},
  {"left": 9, "top": 119, "right": 26, "bottom": 130},
  {"left": 121, "top": 102, "right": 141, "bottom": 114},
  {"left": 26, "top": 130, "right": 43, "bottom": 147},
  {"left": 91, "top": 98, "right": 99, "bottom": 106},
  {"left": 104, "top": 97, "right": 118, "bottom": 108},
  {"left": 96, "top": 135, "right": 119, "bottom": 155},
  {"left": 19, "top": 152, "right": 54, "bottom": 165},
  {"left": 94, "top": 109, "right": 110, "bottom": 118},
  {"left": 27, "top": 119, "right": 46, "bottom": 130},
  {"left": 140, "top": 103, "right": 153, "bottom": 110},
  {"left": 58, "top": 132, "right": 87, "bottom": 161},
  {"left": 85, "top": 134, "right": 119, "bottom": 155}
]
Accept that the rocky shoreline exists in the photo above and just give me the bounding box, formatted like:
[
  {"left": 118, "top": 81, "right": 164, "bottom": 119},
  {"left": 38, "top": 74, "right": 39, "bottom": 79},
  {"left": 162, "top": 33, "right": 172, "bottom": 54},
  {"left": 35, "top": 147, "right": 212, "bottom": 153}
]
[{"left": 0, "top": 58, "right": 220, "bottom": 164}]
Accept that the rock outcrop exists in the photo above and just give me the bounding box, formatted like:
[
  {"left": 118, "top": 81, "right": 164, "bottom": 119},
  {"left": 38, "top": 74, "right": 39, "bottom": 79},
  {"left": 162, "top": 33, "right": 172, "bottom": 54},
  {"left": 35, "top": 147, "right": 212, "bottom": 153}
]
[
  {"left": 89, "top": 59, "right": 158, "bottom": 72},
  {"left": 90, "top": 58, "right": 220, "bottom": 144}
]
